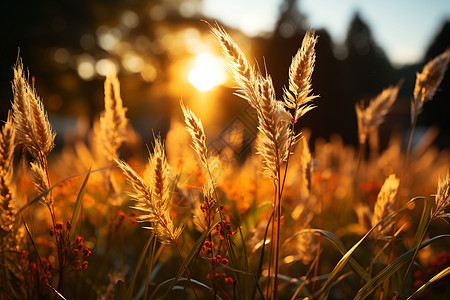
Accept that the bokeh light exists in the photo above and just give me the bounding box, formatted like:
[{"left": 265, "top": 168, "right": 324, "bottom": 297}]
[
  {"left": 95, "top": 59, "right": 118, "bottom": 77},
  {"left": 76, "top": 54, "right": 96, "bottom": 80}
]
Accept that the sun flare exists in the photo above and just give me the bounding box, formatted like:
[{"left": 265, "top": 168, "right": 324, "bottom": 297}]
[{"left": 188, "top": 52, "right": 227, "bottom": 92}]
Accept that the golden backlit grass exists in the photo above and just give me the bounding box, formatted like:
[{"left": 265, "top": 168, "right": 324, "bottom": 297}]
[{"left": 0, "top": 25, "right": 450, "bottom": 300}]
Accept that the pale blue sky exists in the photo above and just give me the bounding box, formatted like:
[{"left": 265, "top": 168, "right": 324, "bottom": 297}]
[{"left": 202, "top": 0, "right": 450, "bottom": 66}]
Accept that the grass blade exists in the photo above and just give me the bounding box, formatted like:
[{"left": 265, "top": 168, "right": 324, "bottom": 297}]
[
  {"left": 69, "top": 167, "right": 91, "bottom": 239},
  {"left": 144, "top": 235, "right": 158, "bottom": 299},
  {"left": 318, "top": 197, "right": 425, "bottom": 299},
  {"left": 412, "top": 197, "right": 433, "bottom": 248},
  {"left": 406, "top": 266, "right": 450, "bottom": 300},
  {"left": 251, "top": 211, "right": 273, "bottom": 300},
  {"left": 354, "top": 234, "right": 450, "bottom": 300},
  {"left": 154, "top": 219, "right": 220, "bottom": 298},
  {"left": 126, "top": 233, "right": 155, "bottom": 299},
  {"left": 302, "top": 229, "right": 370, "bottom": 282},
  {"left": 17, "top": 167, "right": 108, "bottom": 215}
]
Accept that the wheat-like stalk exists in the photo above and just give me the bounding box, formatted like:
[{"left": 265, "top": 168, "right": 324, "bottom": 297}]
[
  {"left": 372, "top": 174, "right": 399, "bottom": 238},
  {"left": 210, "top": 23, "right": 259, "bottom": 109},
  {"left": 0, "top": 112, "right": 15, "bottom": 181},
  {"left": 28, "top": 88, "right": 55, "bottom": 159},
  {"left": 285, "top": 30, "right": 319, "bottom": 123},
  {"left": 12, "top": 61, "right": 55, "bottom": 162},
  {"left": 432, "top": 171, "right": 450, "bottom": 220},
  {"left": 116, "top": 137, "right": 181, "bottom": 244},
  {"left": 255, "top": 75, "right": 293, "bottom": 180},
  {"left": 180, "top": 100, "right": 208, "bottom": 165},
  {"left": 12, "top": 59, "right": 55, "bottom": 214},
  {"left": 99, "top": 72, "right": 128, "bottom": 162},
  {"left": 412, "top": 49, "right": 450, "bottom": 124},
  {"left": 211, "top": 23, "right": 297, "bottom": 180},
  {"left": 30, "top": 160, "right": 51, "bottom": 206},
  {"left": 147, "top": 137, "right": 172, "bottom": 210},
  {"left": 0, "top": 112, "right": 16, "bottom": 238},
  {"left": 12, "top": 63, "right": 35, "bottom": 154},
  {"left": 355, "top": 84, "right": 400, "bottom": 144}
]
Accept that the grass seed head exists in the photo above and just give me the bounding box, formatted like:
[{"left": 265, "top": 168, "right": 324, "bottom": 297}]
[
  {"left": 432, "top": 171, "right": 450, "bottom": 221},
  {"left": 12, "top": 60, "right": 55, "bottom": 162},
  {"left": 372, "top": 174, "right": 399, "bottom": 238},
  {"left": 99, "top": 72, "right": 128, "bottom": 163},
  {"left": 412, "top": 49, "right": 450, "bottom": 123},
  {"left": 356, "top": 84, "right": 400, "bottom": 144},
  {"left": 180, "top": 100, "right": 208, "bottom": 165},
  {"left": 210, "top": 22, "right": 259, "bottom": 109},
  {"left": 285, "top": 30, "right": 319, "bottom": 123},
  {"left": 116, "top": 137, "right": 182, "bottom": 244}
]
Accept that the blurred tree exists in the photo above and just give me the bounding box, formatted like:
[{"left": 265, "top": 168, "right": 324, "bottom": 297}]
[
  {"left": 1, "top": 0, "right": 448, "bottom": 151},
  {"left": 344, "top": 12, "right": 395, "bottom": 99}
]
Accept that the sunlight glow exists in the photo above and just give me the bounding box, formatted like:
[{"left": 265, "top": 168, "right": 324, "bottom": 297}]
[{"left": 188, "top": 52, "right": 226, "bottom": 92}]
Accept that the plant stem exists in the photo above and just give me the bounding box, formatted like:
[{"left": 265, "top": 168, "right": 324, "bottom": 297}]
[
  {"left": 272, "top": 168, "right": 282, "bottom": 300},
  {"left": 144, "top": 238, "right": 158, "bottom": 300},
  {"left": 401, "top": 113, "right": 417, "bottom": 190},
  {"left": 173, "top": 240, "right": 198, "bottom": 300},
  {"left": 266, "top": 198, "right": 275, "bottom": 299},
  {"left": 86, "top": 225, "right": 114, "bottom": 299},
  {"left": 310, "top": 195, "right": 323, "bottom": 300}
]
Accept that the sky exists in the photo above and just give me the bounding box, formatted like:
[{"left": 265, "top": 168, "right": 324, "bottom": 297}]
[{"left": 202, "top": 0, "right": 450, "bottom": 66}]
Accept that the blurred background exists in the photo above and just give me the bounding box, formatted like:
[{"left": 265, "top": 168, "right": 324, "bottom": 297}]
[{"left": 1, "top": 0, "right": 450, "bottom": 154}]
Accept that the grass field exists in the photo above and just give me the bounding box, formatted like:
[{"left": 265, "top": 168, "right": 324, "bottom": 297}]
[{"left": 1, "top": 24, "right": 449, "bottom": 299}]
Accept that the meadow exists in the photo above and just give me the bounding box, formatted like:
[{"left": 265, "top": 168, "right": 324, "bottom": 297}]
[{"left": 1, "top": 23, "right": 450, "bottom": 299}]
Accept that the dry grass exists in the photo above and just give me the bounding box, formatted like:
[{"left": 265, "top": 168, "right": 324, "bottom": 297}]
[
  {"left": 99, "top": 72, "right": 128, "bottom": 163},
  {"left": 180, "top": 99, "right": 209, "bottom": 165},
  {"left": 355, "top": 84, "right": 401, "bottom": 144},
  {"left": 372, "top": 174, "right": 399, "bottom": 238},
  {"left": 1, "top": 26, "right": 450, "bottom": 300},
  {"left": 413, "top": 49, "right": 450, "bottom": 123},
  {"left": 12, "top": 61, "right": 55, "bottom": 162},
  {"left": 116, "top": 137, "right": 182, "bottom": 244},
  {"left": 0, "top": 111, "right": 16, "bottom": 244},
  {"left": 285, "top": 30, "right": 318, "bottom": 123},
  {"left": 432, "top": 171, "right": 450, "bottom": 220}
]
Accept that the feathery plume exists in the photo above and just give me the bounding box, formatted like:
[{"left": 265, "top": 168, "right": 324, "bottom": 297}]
[
  {"left": 372, "top": 174, "right": 399, "bottom": 238},
  {"left": 180, "top": 100, "right": 208, "bottom": 165},
  {"left": 147, "top": 137, "right": 171, "bottom": 209},
  {"left": 212, "top": 24, "right": 296, "bottom": 179},
  {"left": 27, "top": 88, "right": 55, "bottom": 158},
  {"left": 356, "top": 84, "right": 400, "bottom": 144},
  {"left": 99, "top": 72, "right": 128, "bottom": 162},
  {"left": 255, "top": 75, "right": 293, "bottom": 179},
  {"left": 30, "top": 161, "right": 51, "bottom": 206},
  {"left": 12, "top": 63, "right": 34, "bottom": 152},
  {"left": 210, "top": 23, "right": 259, "bottom": 108},
  {"left": 285, "top": 30, "right": 319, "bottom": 123},
  {"left": 12, "top": 61, "right": 55, "bottom": 161},
  {"left": 432, "top": 171, "right": 450, "bottom": 221},
  {"left": 116, "top": 137, "right": 181, "bottom": 243},
  {"left": 0, "top": 112, "right": 16, "bottom": 238},
  {"left": 412, "top": 49, "right": 450, "bottom": 124},
  {"left": 0, "top": 112, "right": 15, "bottom": 180}
]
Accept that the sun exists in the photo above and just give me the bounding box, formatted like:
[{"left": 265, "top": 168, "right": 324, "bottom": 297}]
[{"left": 188, "top": 52, "right": 227, "bottom": 92}]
